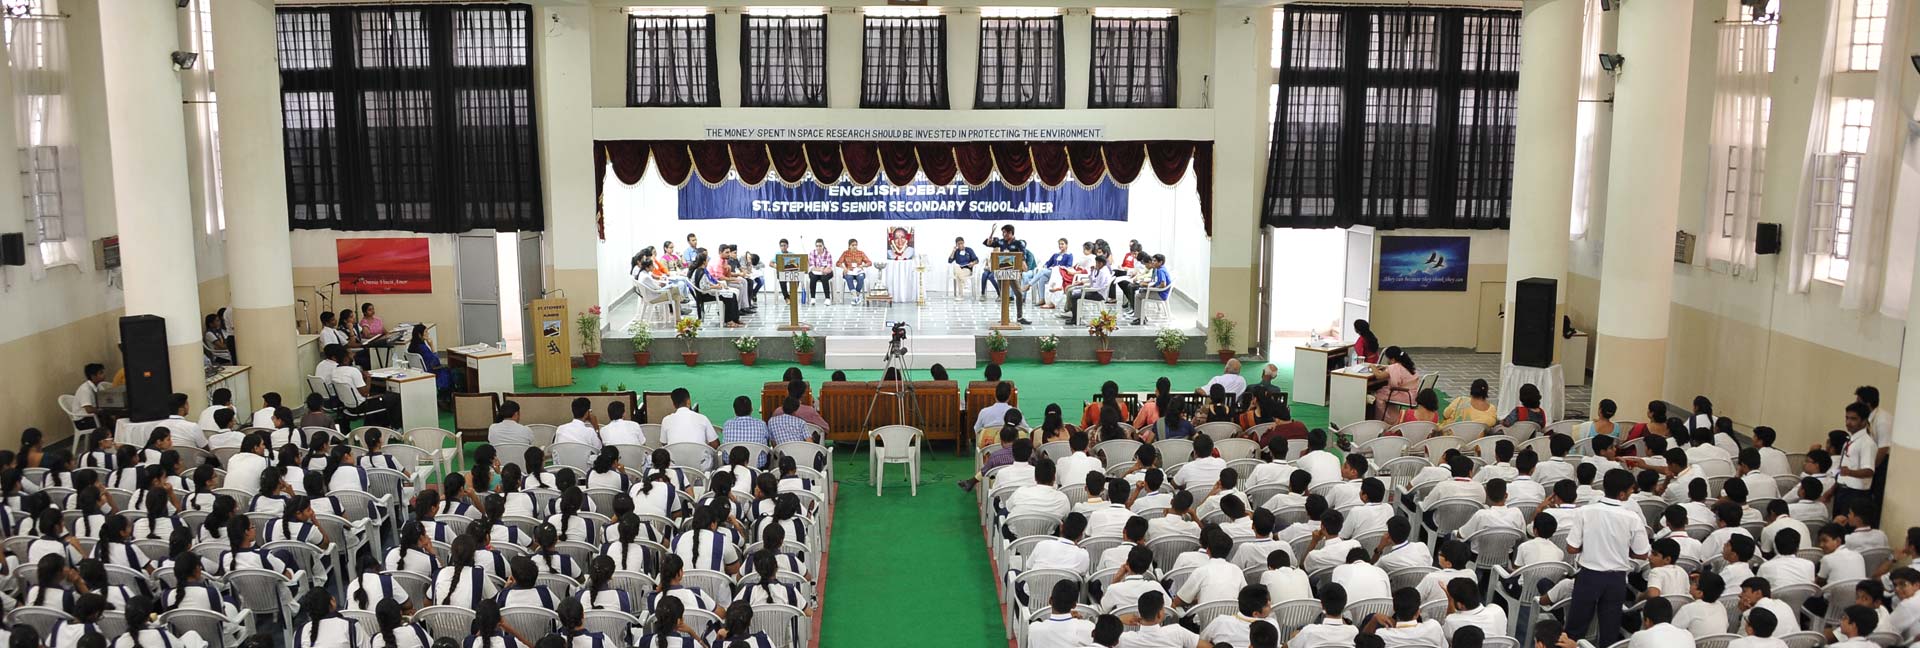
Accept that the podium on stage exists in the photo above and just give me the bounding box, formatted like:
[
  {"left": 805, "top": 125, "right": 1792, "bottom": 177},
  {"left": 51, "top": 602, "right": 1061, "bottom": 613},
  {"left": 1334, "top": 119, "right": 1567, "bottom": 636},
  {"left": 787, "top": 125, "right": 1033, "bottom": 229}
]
[
  {"left": 775, "top": 253, "right": 810, "bottom": 332},
  {"left": 990, "top": 251, "right": 1022, "bottom": 331},
  {"left": 528, "top": 297, "right": 572, "bottom": 387}
]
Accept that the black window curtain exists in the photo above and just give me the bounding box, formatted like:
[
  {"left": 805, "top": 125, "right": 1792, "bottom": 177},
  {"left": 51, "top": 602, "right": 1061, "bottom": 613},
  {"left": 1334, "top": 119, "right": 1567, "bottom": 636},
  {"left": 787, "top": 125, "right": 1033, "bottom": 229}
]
[
  {"left": 1089, "top": 17, "right": 1177, "bottom": 108},
  {"left": 976, "top": 16, "right": 1063, "bottom": 109},
  {"left": 861, "top": 16, "right": 948, "bottom": 109},
  {"left": 742, "top": 15, "right": 827, "bottom": 107},
  {"left": 629, "top": 14, "right": 719, "bottom": 107},
  {"left": 276, "top": 5, "right": 543, "bottom": 233},
  {"left": 1261, "top": 5, "right": 1520, "bottom": 230}
]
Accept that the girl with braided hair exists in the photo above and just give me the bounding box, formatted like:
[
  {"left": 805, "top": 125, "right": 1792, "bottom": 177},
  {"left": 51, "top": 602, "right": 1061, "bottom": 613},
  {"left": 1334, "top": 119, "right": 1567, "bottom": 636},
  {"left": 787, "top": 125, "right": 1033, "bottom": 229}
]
[
  {"left": 345, "top": 558, "right": 409, "bottom": 613},
  {"left": 163, "top": 554, "right": 229, "bottom": 616},
  {"left": 529, "top": 522, "right": 580, "bottom": 580},
  {"left": 494, "top": 555, "right": 558, "bottom": 609},
  {"left": 711, "top": 599, "right": 778, "bottom": 648},
  {"left": 383, "top": 521, "right": 437, "bottom": 578},
  {"left": 741, "top": 550, "right": 806, "bottom": 609},
  {"left": 633, "top": 595, "right": 700, "bottom": 648},
  {"left": 466, "top": 599, "right": 531, "bottom": 648},
  {"left": 554, "top": 598, "right": 613, "bottom": 648},
  {"left": 669, "top": 505, "right": 740, "bottom": 575},
  {"left": 546, "top": 487, "right": 596, "bottom": 544},
  {"left": 91, "top": 516, "right": 144, "bottom": 572},
  {"left": 111, "top": 595, "right": 187, "bottom": 648},
  {"left": 644, "top": 555, "right": 718, "bottom": 620},
  {"left": 132, "top": 485, "right": 182, "bottom": 541},
  {"left": 368, "top": 598, "right": 430, "bottom": 648},
  {"left": 293, "top": 587, "right": 367, "bottom": 648},
  {"left": 26, "top": 508, "right": 82, "bottom": 564},
  {"left": 571, "top": 555, "right": 632, "bottom": 613},
  {"left": 432, "top": 535, "right": 497, "bottom": 608},
  {"left": 603, "top": 515, "right": 658, "bottom": 574}
]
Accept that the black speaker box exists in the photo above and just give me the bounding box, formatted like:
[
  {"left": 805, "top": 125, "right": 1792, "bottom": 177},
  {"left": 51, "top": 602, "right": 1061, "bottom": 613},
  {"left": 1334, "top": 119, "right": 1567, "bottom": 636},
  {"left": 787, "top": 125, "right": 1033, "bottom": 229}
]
[
  {"left": 119, "top": 315, "right": 172, "bottom": 423},
  {"left": 1512, "top": 278, "right": 1557, "bottom": 369},
  {"left": 0, "top": 233, "right": 22, "bottom": 266},
  {"left": 1755, "top": 222, "right": 1782, "bottom": 255}
]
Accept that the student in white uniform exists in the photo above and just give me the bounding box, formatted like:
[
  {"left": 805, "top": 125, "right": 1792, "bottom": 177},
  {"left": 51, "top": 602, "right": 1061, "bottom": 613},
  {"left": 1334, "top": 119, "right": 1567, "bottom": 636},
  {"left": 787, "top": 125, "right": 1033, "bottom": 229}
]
[
  {"left": 1440, "top": 578, "right": 1506, "bottom": 642},
  {"left": 1102, "top": 546, "right": 1168, "bottom": 613},
  {"left": 1288, "top": 584, "right": 1359, "bottom": 648},
  {"left": 1629, "top": 598, "right": 1696, "bottom": 648},
  {"left": 293, "top": 588, "right": 368, "bottom": 648},
  {"left": 554, "top": 397, "right": 602, "bottom": 450},
  {"left": 1673, "top": 572, "right": 1732, "bottom": 638},
  {"left": 1737, "top": 577, "right": 1802, "bottom": 635},
  {"left": 599, "top": 401, "right": 645, "bottom": 447},
  {"left": 1199, "top": 585, "right": 1276, "bottom": 648},
  {"left": 1116, "top": 591, "right": 1200, "bottom": 648},
  {"left": 1027, "top": 580, "right": 1096, "bottom": 648},
  {"left": 1359, "top": 588, "right": 1446, "bottom": 648},
  {"left": 1731, "top": 608, "right": 1791, "bottom": 648}
]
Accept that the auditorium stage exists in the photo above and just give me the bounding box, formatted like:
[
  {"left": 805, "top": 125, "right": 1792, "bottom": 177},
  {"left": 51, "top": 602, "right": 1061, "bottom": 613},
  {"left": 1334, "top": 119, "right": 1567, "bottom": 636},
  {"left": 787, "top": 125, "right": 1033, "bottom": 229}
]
[{"left": 602, "top": 288, "right": 1210, "bottom": 363}]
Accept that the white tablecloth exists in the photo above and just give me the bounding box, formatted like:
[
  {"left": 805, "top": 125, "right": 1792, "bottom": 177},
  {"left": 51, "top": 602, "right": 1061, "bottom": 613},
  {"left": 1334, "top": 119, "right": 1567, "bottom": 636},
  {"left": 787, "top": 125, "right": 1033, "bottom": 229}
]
[{"left": 1496, "top": 364, "right": 1565, "bottom": 423}]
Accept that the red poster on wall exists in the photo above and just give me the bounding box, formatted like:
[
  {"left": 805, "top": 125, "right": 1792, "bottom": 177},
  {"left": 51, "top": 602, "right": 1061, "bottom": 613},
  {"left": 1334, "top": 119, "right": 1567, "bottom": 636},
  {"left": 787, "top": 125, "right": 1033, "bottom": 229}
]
[{"left": 337, "top": 238, "right": 432, "bottom": 295}]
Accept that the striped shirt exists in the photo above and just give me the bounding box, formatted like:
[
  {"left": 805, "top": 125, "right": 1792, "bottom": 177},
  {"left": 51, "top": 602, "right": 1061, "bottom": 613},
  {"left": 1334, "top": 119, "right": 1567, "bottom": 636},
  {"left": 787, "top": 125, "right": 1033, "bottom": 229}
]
[{"left": 767, "top": 414, "right": 812, "bottom": 445}]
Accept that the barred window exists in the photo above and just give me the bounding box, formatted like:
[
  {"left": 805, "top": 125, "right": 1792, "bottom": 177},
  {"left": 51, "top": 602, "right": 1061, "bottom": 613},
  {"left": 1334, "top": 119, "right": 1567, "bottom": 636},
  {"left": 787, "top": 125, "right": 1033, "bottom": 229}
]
[
  {"left": 861, "top": 15, "right": 948, "bottom": 109},
  {"left": 628, "top": 14, "right": 718, "bottom": 107},
  {"left": 742, "top": 14, "right": 827, "bottom": 107},
  {"left": 1089, "top": 16, "right": 1177, "bottom": 108},
  {"left": 976, "top": 16, "right": 1063, "bottom": 109}
]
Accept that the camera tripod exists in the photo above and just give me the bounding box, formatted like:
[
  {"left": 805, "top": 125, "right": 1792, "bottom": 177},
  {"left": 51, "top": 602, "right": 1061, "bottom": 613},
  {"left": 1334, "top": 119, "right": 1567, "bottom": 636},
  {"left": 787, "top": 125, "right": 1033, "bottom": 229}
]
[{"left": 856, "top": 338, "right": 930, "bottom": 455}]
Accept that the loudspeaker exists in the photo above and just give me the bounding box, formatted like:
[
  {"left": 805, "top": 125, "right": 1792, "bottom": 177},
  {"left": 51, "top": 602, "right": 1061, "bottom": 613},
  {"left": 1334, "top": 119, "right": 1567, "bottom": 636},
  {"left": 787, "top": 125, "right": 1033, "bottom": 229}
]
[
  {"left": 119, "top": 315, "right": 172, "bottom": 423},
  {"left": 1512, "top": 278, "right": 1557, "bottom": 369},
  {"left": 1755, "top": 222, "right": 1782, "bottom": 255},
  {"left": 0, "top": 233, "right": 22, "bottom": 266}
]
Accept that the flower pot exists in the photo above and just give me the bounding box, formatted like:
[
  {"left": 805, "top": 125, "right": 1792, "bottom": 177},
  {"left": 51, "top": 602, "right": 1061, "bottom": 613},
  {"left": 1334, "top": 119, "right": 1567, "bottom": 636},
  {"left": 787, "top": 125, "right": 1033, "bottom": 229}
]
[
  {"left": 1095, "top": 349, "right": 1114, "bottom": 365},
  {"left": 796, "top": 351, "right": 815, "bottom": 365},
  {"left": 740, "top": 351, "right": 757, "bottom": 367},
  {"left": 1217, "top": 349, "right": 1235, "bottom": 363},
  {"left": 1162, "top": 350, "right": 1180, "bottom": 365},
  {"left": 682, "top": 351, "right": 700, "bottom": 367},
  {"left": 989, "top": 350, "right": 1008, "bottom": 365},
  {"left": 582, "top": 352, "right": 602, "bottom": 368},
  {"left": 1040, "top": 350, "right": 1056, "bottom": 364},
  {"left": 632, "top": 351, "right": 651, "bottom": 367}
]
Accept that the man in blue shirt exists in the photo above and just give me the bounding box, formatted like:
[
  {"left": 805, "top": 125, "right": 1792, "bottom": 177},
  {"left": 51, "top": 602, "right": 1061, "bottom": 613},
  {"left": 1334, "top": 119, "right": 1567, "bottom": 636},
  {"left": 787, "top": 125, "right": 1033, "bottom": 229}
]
[
  {"left": 721, "top": 396, "right": 771, "bottom": 446},
  {"left": 980, "top": 224, "right": 1033, "bottom": 325},
  {"left": 766, "top": 397, "right": 815, "bottom": 445},
  {"left": 948, "top": 236, "right": 979, "bottom": 302},
  {"left": 1128, "top": 254, "right": 1172, "bottom": 325}
]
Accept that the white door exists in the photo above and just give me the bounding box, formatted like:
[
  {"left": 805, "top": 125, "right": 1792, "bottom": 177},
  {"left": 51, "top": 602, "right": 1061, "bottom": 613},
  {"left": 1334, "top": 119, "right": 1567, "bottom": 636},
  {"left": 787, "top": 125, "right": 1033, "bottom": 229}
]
[
  {"left": 456, "top": 232, "right": 502, "bottom": 346},
  {"left": 517, "top": 232, "right": 545, "bottom": 360},
  {"left": 1341, "top": 225, "right": 1375, "bottom": 339}
]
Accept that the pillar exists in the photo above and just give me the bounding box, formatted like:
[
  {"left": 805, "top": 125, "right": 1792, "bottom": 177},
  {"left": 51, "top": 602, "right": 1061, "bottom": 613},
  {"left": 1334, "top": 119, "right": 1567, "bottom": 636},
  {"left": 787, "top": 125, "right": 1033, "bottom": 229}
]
[
  {"left": 1588, "top": 0, "right": 1695, "bottom": 413},
  {"left": 1205, "top": 7, "right": 1271, "bottom": 353},
  {"left": 1500, "top": 0, "right": 1584, "bottom": 368},
  {"left": 213, "top": 0, "right": 300, "bottom": 401},
  {"left": 535, "top": 6, "right": 600, "bottom": 333},
  {"left": 1883, "top": 221, "right": 1920, "bottom": 544},
  {"left": 91, "top": 0, "right": 206, "bottom": 410}
]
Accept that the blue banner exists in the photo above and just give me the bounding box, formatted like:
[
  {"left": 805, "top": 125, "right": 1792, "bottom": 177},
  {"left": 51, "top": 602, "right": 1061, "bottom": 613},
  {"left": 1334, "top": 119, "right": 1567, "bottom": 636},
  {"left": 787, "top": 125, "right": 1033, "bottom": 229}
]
[
  {"left": 1378, "top": 235, "right": 1471, "bottom": 292},
  {"left": 678, "top": 177, "right": 1129, "bottom": 221}
]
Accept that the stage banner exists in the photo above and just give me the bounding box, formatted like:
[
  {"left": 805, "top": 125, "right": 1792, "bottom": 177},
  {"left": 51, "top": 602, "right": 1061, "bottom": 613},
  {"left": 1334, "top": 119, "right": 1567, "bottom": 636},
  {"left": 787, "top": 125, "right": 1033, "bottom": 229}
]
[
  {"left": 1378, "top": 235, "right": 1470, "bottom": 292},
  {"left": 678, "top": 177, "right": 1129, "bottom": 221},
  {"left": 336, "top": 237, "right": 432, "bottom": 294}
]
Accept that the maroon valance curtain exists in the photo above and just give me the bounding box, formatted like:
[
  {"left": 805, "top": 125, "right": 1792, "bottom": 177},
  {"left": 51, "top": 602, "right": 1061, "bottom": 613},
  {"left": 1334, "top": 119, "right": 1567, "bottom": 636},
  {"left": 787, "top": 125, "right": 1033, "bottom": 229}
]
[{"left": 595, "top": 139, "right": 1214, "bottom": 239}]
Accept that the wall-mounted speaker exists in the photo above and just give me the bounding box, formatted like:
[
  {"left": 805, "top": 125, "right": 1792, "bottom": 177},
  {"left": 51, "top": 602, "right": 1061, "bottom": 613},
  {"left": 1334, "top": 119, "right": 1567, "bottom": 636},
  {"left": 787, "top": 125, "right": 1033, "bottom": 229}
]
[
  {"left": 119, "top": 315, "right": 172, "bottom": 422},
  {"left": 0, "top": 233, "right": 23, "bottom": 266},
  {"left": 1755, "top": 222, "right": 1782, "bottom": 255}
]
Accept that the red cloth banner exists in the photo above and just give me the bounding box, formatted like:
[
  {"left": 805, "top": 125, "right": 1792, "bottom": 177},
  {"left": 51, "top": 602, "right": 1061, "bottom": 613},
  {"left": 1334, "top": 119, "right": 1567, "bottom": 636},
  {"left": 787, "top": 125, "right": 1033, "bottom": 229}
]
[{"left": 336, "top": 237, "right": 432, "bottom": 295}]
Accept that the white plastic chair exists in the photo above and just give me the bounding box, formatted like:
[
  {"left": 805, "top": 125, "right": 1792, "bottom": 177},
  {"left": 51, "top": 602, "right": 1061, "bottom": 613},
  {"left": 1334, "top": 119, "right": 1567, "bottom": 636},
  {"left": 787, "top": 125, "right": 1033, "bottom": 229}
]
[{"left": 869, "top": 425, "right": 923, "bottom": 496}]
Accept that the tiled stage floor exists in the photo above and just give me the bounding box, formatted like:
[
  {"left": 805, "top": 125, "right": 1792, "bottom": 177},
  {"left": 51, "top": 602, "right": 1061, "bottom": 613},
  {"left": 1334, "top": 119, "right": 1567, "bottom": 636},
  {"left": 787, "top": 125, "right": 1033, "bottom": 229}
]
[{"left": 606, "top": 288, "right": 1202, "bottom": 339}]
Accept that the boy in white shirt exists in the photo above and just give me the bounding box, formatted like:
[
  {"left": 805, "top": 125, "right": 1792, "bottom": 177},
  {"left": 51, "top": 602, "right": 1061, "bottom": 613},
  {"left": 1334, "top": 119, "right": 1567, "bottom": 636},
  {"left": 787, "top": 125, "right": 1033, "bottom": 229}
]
[
  {"left": 1322, "top": 454, "right": 1368, "bottom": 512},
  {"left": 1418, "top": 541, "right": 1477, "bottom": 605},
  {"left": 1129, "top": 469, "right": 1173, "bottom": 515},
  {"left": 1652, "top": 505, "right": 1709, "bottom": 564},
  {"left": 1174, "top": 529, "right": 1247, "bottom": 608},
  {"left": 1002, "top": 458, "right": 1071, "bottom": 529},
  {"left": 1729, "top": 607, "right": 1790, "bottom": 648},
  {"left": 1359, "top": 588, "right": 1446, "bottom": 648},
  {"left": 1672, "top": 572, "right": 1732, "bottom": 638},
  {"left": 1640, "top": 539, "right": 1689, "bottom": 601},
  {"left": 1173, "top": 436, "right": 1226, "bottom": 495},
  {"left": 1294, "top": 429, "right": 1343, "bottom": 489},
  {"left": 1257, "top": 549, "right": 1312, "bottom": 604},
  {"left": 1830, "top": 605, "right": 1884, "bottom": 648},
  {"left": 1288, "top": 584, "right": 1359, "bottom": 648},
  {"left": 1259, "top": 470, "right": 1311, "bottom": 515},
  {"left": 1101, "top": 546, "right": 1167, "bottom": 613},
  {"left": 1076, "top": 476, "right": 1133, "bottom": 539},
  {"left": 1751, "top": 427, "right": 1794, "bottom": 476},
  {"left": 1507, "top": 451, "right": 1546, "bottom": 505},
  {"left": 1331, "top": 546, "right": 1391, "bottom": 603},
  {"left": 1454, "top": 479, "right": 1525, "bottom": 541},
  {"left": 1344, "top": 479, "right": 1395, "bottom": 540},
  {"left": 1195, "top": 469, "right": 1248, "bottom": 523},
  {"left": 1028, "top": 580, "right": 1095, "bottom": 648},
  {"left": 1273, "top": 494, "right": 1329, "bottom": 546},
  {"left": 1675, "top": 477, "right": 1716, "bottom": 528},
  {"left": 1816, "top": 523, "right": 1868, "bottom": 586},
  {"left": 1755, "top": 528, "right": 1817, "bottom": 590},
  {"left": 1373, "top": 516, "right": 1432, "bottom": 574},
  {"left": 1782, "top": 452, "right": 1835, "bottom": 505},
  {"left": 1475, "top": 440, "right": 1518, "bottom": 484},
  {"left": 1229, "top": 508, "right": 1290, "bottom": 570},
  {"left": 1700, "top": 501, "right": 1755, "bottom": 562},
  {"left": 198, "top": 388, "right": 236, "bottom": 432},
  {"left": 1786, "top": 477, "right": 1830, "bottom": 521},
  {"left": 1836, "top": 504, "right": 1890, "bottom": 553},
  {"left": 1198, "top": 585, "right": 1276, "bottom": 648},
  {"left": 598, "top": 401, "right": 646, "bottom": 447},
  {"left": 1440, "top": 578, "right": 1507, "bottom": 642},
  {"left": 1116, "top": 591, "right": 1200, "bottom": 648},
  {"left": 1735, "top": 449, "right": 1781, "bottom": 501},
  {"left": 1098, "top": 517, "right": 1151, "bottom": 572},
  {"left": 992, "top": 441, "right": 1039, "bottom": 490},
  {"left": 1145, "top": 491, "right": 1201, "bottom": 542},
  {"left": 1628, "top": 598, "right": 1695, "bottom": 648},
  {"left": 1737, "top": 577, "right": 1802, "bottom": 635},
  {"left": 1514, "top": 513, "right": 1564, "bottom": 568},
  {"left": 1533, "top": 435, "right": 1578, "bottom": 485},
  {"left": 1301, "top": 510, "right": 1360, "bottom": 573},
  {"left": 1758, "top": 500, "right": 1809, "bottom": 558},
  {"left": 1244, "top": 436, "right": 1296, "bottom": 489},
  {"left": 205, "top": 410, "right": 246, "bottom": 451},
  {"left": 1056, "top": 432, "right": 1105, "bottom": 490},
  {"left": 1719, "top": 536, "right": 1760, "bottom": 589}
]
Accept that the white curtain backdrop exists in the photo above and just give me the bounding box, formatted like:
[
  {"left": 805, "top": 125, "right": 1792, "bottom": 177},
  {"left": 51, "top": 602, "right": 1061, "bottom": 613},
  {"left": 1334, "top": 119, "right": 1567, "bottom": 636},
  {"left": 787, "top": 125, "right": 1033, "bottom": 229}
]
[
  {"left": 1704, "top": 22, "right": 1770, "bottom": 277},
  {"left": 6, "top": 1, "right": 84, "bottom": 278},
  {"left": 1840, "top": 0, "right": 1914, "bottom": 312},
  {"left": 1787, "top": 0, "right": 1843, "bottom": 294},
  {"left": 1567, "top": 0, "right": 1604, "bottom": 240}
]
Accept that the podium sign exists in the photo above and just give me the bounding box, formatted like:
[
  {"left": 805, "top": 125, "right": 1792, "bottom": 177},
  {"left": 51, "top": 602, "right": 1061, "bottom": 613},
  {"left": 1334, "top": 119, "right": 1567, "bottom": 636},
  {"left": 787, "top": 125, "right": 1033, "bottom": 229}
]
[
  {"left": 528, "top": 297, "right": 572, "bottom": 388},
  {"left": 774, "top": 253, "right": 810, "bottom": 332},
  {"left": 990, "top": 251, "right": 1022, "bottom": 331}
]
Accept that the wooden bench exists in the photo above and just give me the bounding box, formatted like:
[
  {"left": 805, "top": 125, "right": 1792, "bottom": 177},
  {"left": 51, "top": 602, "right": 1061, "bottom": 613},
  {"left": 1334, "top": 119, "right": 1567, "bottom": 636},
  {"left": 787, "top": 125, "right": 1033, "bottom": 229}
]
[{"left": 816, "top": 380, "right": 964, "bottom": 443}]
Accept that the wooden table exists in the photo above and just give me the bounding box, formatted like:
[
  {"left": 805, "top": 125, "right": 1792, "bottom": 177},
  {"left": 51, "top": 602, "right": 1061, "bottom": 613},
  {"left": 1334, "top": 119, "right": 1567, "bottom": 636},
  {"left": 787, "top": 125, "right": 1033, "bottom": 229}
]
[
  {"left": 1292, "top": 343, "right": 1352, "bottom": 406},
  {"left": 370, "top": 367, "right": 438, "bottom": 432},
  {"left": 1328, "top": 365, "right": 1375, "bottom": 428},
  {"left": 449, "top": 344, "right": 513, "bottom": 396}
]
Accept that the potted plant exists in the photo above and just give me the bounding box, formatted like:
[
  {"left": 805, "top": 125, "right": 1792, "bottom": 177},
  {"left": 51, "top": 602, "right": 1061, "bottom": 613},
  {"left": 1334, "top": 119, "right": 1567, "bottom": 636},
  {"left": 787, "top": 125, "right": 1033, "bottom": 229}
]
[
  {"left": 1037, "top": 334, "right": 1060, "bottom": 365},
  {"left": 986, "top": 331, "right": 1010, "bottom": 365},
  {"left": 1087, "top": 310, "right": 1119, "bottom": 365},
  {"left": 576, "top": 306, "right": 603, "bottom": 367},
  {"left": 734, "top": 336, "right": 761, "bottom": 367},
  {"left": 626, "top": 319, "right": 653, "bottom": 366},
  {"left": 1155, "top": 328, "right": 1189, "bottom": 365},
  {"left": 675, "top": 315, "right": 703, "bottom": 366},
  {"left": 791, "top": 331, "right": 817, "bottom": 365},
  {"left": 1210, "top": 311, "right": 1237, "bottom": 362}
]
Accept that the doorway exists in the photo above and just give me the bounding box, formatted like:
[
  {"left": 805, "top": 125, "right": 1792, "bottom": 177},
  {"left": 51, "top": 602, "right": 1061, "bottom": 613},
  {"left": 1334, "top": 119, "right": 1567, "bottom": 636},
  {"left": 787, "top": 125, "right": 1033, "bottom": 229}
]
[
  {"left": 456, "top": 231, "right": 542, "bottom": 358},
  {"left": 1476, "top": 281, "right": 1504, "bottom": 353}
]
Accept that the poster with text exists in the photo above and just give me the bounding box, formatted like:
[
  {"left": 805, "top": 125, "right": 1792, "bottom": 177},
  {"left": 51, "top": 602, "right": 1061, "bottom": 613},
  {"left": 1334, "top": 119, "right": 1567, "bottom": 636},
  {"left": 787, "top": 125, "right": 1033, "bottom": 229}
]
[
  {"left": 337, "top": 237, "right": 432, "bottom": 294},
  {"left": 678, "top": 177, "right": 1129, "bottom": 221},
  {"left": 1378, "top": 235, "right": 1469, "bottom": 292}
]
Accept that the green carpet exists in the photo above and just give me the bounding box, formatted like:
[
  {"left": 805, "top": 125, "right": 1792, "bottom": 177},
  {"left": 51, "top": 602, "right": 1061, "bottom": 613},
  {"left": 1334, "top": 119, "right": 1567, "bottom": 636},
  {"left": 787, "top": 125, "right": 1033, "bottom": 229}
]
[{"left": 470, "top": 355, "right": 1332, "bottom": 646}]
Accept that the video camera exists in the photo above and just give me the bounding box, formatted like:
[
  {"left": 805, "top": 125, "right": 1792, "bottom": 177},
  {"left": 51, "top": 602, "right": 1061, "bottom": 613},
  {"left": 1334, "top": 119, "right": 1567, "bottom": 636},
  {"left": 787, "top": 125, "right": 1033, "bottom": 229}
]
[{"left": 888, "top": 322, "right": 909, "bottom": 357}]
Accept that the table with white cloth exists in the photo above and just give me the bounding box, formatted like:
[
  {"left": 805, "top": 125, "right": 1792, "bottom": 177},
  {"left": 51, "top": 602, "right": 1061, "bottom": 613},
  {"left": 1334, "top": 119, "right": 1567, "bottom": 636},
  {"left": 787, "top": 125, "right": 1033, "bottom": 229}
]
[
  {"left": 1496, "top": 363, "right": 1566, "bottom": 422},
  {"left": 879, "top": 249, "right": 922, "bottom": 304}
]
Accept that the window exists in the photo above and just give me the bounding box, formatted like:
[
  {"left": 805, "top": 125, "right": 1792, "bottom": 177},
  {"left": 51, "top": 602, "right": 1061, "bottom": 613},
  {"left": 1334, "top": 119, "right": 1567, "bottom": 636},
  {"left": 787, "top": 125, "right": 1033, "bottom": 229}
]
[
  {"left": 860, "top": 12, "right": 947, "bottom": 109},
  {"left": 1844, "top": 0, "right": 1889, "bottom": 71},
  {"left": 275, "top": 6, "right": 543, "bottom": 233},
  {"left": 628, "top": 13, "right": 718, "bottom": 107},
  {"left": 1260, "top": 6, "right": 1521, "bottom": 229},
  {"left": 1089, "top": 14, "right": 1177, "bottom": 108},
  {"left": 183, "top": 0, "right": 224, "bottom": 236},
  {"left": 1815, "top": 98, "right": 1874, "bottom": 282},
  {"left": 975, "top": 14, "right": 1063, "bottom": 109},
  {"left": 4, "top": 0, "right": 81, "bottom": 267},
  {"left": 741, "top": 12, "right": 827, "bottom": 107}
]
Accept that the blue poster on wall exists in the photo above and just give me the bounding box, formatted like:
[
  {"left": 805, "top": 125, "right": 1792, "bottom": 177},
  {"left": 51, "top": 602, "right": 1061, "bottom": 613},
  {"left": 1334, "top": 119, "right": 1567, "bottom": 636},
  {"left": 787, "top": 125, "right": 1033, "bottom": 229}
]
[
  {"left": 678, "top": 177, "right": 1129, "bottom": 222},
  {"left": 1378, "top": 236, "right": 1470, "bottom": 292}
]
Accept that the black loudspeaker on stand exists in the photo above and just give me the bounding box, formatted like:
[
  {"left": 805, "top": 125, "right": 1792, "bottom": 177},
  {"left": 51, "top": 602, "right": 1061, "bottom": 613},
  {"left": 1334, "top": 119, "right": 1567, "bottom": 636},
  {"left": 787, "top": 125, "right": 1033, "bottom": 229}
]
[
  {"left": 120, "top": 315, "right": 172, "bottom": 423},
  {"left": 1511, "top": 278, "right": 1557, "bottom": 369}
]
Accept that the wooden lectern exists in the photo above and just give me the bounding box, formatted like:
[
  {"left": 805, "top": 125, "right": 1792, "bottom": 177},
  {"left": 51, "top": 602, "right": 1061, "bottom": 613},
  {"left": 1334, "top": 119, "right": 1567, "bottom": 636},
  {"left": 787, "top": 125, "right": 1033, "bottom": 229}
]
[
  {"left": 989, "top": 251, "right": 1022, "bottom": 331},
  {"left": 528, "top": 297, "right": 572, "bottom": 388},
  {"left": 775, "top": 253, "right": 810, "bottom": 332}
]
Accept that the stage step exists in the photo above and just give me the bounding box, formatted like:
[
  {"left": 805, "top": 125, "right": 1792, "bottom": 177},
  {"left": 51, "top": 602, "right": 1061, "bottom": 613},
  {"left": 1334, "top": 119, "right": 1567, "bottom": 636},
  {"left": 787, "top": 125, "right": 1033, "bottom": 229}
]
[{"left": 826, "top": 334, "right": 976, "bottom": 370}]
